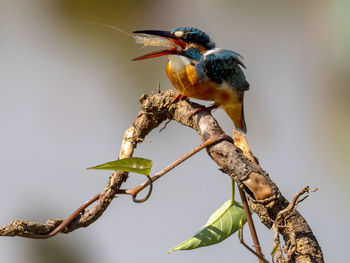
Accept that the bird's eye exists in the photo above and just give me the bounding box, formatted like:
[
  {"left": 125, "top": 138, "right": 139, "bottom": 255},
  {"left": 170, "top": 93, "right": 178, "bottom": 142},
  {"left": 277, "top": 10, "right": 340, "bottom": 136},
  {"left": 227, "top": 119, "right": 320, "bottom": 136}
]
[{"left": 174, "top": 31, "right": 184, "bottom": 38}]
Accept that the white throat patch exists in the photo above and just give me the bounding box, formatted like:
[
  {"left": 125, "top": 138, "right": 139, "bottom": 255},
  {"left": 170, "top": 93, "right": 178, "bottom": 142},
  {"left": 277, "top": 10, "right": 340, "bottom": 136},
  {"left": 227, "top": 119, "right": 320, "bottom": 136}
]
[{"left": 168, "top": 55, "right": 191, "bottom": 71}]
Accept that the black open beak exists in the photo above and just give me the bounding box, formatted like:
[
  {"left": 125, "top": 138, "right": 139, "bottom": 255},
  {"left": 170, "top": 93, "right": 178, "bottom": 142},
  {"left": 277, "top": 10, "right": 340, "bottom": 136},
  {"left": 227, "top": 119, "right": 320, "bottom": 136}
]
[{"left": 132, "top": 30, "right": 187, "bottom": 61}]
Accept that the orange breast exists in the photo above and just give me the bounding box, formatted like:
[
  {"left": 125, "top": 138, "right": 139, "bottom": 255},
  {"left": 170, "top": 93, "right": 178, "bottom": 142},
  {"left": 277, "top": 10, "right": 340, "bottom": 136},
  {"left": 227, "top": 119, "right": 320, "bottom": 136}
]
[
  {"left": 166, "top": 59, "right": 246, "bottom": 131},
  {"left": 166, "top": 62, "right": 220, "bottom": 101}
]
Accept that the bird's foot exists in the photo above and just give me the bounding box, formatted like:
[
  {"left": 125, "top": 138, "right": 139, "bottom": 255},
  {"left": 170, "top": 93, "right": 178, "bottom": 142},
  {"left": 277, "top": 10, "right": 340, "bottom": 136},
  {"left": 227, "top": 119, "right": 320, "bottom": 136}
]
[
  {"left": 172, "top": 94, "right": 189, "bottom": 103},
  {"left": 193, "top": 103, "right": 219, "bottom": 115}
]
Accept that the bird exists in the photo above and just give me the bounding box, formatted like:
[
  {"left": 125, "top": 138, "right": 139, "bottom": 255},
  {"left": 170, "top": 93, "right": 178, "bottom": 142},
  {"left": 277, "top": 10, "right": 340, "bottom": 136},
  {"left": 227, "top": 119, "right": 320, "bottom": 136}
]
[{"left": 133, "top": 27, "right": 249, "bottom": 133}]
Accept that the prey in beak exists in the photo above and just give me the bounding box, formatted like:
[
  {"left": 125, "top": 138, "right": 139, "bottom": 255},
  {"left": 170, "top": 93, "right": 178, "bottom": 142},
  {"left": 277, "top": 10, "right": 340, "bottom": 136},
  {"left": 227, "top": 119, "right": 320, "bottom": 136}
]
[{"left": 132, "top": 30, "right": 187, "bottom": 61}]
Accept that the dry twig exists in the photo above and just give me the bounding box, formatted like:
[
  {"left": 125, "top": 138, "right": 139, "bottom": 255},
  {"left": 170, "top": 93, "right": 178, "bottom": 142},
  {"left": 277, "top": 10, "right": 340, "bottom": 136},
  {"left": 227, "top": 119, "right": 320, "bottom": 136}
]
[{"left": 0, "top": 90, "right": 323, "bottom": 263}]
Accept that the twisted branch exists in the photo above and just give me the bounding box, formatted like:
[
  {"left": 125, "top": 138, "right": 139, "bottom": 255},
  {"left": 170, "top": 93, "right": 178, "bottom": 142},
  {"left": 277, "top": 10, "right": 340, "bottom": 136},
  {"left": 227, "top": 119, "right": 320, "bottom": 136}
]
[{"left": 0, "top": 90, "right": 323, "bottom": 263}]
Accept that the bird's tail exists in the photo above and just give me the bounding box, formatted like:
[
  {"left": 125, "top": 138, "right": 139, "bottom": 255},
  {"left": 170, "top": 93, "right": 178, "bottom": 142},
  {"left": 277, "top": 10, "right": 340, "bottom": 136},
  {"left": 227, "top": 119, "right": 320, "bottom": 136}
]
[{"left": 221, "top": 101, "right": 247, "bottom": 133}]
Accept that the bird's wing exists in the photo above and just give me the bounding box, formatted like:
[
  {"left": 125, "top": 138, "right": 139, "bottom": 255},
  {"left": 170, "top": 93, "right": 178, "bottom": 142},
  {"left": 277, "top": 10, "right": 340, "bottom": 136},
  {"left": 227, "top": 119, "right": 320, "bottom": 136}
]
[{"left": 203, "top": 49, "right": 249, "bottom": 91}]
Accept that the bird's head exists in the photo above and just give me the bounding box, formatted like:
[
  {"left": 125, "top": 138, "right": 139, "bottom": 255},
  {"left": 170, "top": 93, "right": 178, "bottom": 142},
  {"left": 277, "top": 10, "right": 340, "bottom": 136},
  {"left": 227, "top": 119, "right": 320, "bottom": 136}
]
[{"left": 132, "top": 27, "right": 215, "bottom": 61}]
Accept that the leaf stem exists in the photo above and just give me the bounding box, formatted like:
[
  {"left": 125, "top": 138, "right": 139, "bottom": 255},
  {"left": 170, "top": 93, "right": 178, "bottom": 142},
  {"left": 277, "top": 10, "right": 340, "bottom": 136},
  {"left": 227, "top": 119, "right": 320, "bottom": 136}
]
[
  {"left": 118, "top": 134, "right": 231, "bottom": 202},
  {"left": 239, "top": 187, "right": 265, "bottom": 263},
  {"left": 231, "top": 178, "right": 235, "bottom": 205},
  {"left": 239, "top": 226, "right": 270, "bottom": 263},
  {"left": 18, "top": 193, "right": 101, "bottom": 239}
]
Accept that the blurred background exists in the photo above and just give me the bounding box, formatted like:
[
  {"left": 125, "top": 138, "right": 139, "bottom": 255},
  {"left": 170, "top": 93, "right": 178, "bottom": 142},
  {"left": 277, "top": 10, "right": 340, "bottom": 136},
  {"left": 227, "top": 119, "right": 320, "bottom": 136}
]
[{"left": 0, "top": 0, "right": 349, "bottom": 262}]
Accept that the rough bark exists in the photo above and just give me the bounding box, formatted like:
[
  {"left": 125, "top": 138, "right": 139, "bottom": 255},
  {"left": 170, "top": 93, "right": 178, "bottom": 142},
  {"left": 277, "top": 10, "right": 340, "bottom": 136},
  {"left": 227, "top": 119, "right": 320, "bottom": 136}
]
[{"left": 0, "top": 90, "right": 323, "bottom": 263}]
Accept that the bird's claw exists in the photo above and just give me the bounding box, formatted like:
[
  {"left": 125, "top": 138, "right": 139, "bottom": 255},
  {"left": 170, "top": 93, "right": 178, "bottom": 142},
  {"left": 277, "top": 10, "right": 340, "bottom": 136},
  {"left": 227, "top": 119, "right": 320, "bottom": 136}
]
[
  {"left": 172, "top": 94, "right": 189, "bottom": 103},
  {"left": 193, "top": 104, "right": 219, "bottom": 115}
]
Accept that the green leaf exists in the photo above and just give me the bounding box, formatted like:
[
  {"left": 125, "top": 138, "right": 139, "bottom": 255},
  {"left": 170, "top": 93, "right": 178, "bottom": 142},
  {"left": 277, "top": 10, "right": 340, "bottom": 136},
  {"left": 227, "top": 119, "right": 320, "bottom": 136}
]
[
  {"left": 87, "top": 157, "right": 152, "bottom": 175},
  {"left": 169, "top": 200, "right": 247, "bottom": 253},
  {"left": 271, "top": 241, "right": 280, "bottom": 256}
]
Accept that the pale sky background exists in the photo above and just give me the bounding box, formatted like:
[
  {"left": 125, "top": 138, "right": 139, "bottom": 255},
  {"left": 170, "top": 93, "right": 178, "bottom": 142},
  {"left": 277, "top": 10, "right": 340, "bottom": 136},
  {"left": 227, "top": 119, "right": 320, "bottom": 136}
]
[{"left": 0, "top": 0, "right": 349, "bottom": 262}]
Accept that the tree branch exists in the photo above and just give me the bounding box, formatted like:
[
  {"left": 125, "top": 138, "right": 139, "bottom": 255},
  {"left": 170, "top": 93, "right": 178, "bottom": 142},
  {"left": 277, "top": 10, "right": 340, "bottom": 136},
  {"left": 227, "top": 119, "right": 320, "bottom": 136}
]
[{"left": 0, "top": 90, "right": 323, "bottom": 263}]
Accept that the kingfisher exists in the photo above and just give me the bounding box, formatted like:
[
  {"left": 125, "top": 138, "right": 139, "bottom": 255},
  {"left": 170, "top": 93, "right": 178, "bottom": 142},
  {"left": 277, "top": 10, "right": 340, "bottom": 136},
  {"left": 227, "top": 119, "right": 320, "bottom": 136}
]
[{"left": 133, "top": 27, "right": 249, "bottom": 133}]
